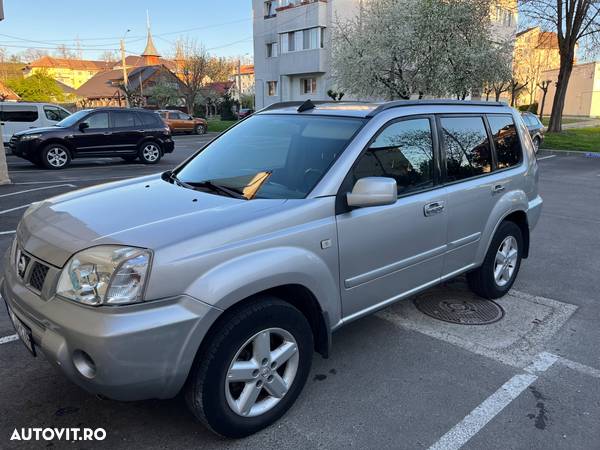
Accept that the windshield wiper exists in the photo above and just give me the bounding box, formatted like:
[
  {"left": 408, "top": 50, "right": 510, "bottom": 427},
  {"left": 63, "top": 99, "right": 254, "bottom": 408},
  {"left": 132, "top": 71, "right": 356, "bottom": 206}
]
[{"left": 189, "top": 180, "right": 248, "bottom": 200}]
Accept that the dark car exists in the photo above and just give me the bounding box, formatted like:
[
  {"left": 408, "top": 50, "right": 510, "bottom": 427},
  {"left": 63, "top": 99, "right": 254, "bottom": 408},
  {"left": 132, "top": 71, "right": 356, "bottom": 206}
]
[
  {"left": 521, "top": 112, "right": 545, "bottom": 153},
  {"left": 9, "top": 108, "right": 174, "bottom": 169},
  {"left": 237, "top": 108, "right": 254, "bottom": 119}
]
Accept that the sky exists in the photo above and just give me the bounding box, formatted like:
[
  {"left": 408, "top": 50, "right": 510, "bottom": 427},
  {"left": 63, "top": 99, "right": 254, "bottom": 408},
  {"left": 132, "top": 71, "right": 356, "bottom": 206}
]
[{"left": 0, "top": 0, "right": 254, "bottom": 60}]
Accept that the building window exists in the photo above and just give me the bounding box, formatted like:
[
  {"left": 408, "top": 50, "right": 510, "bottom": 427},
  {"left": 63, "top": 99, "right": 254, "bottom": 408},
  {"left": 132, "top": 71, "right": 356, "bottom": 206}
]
[
  {"left": 280, "top": 27, "right": 324, "bottom": 53},
  {"left": 264, "top": 1, "right": 276, "bottom": 18},
  {"left": 267, "top": 81, "right": 278, "bottom": 96},
  {"left": 266, "top": 42, "right": 279, "bottom": 58},
  {"left": 301, "top": 78, "right": 317, "bottom": 94}
]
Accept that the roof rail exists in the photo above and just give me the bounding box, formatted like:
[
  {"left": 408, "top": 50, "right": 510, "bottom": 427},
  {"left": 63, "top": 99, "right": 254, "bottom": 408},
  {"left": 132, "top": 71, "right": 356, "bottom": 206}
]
[
  {"left": 258, "top": 100, "right": 331, "bottom": 113},
  {"left": 366, "top": 100, "right": 508, "bottom": 118}
]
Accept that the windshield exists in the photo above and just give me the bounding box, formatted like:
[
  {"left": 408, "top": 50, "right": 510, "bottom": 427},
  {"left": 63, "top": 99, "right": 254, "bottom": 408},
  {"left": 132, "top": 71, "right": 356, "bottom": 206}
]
[
  {"left": 55, "top": 109, "right": 91, "bottom": 127},
  {"left": 175, "top": 114, "right": 365, "bottom": 199}
]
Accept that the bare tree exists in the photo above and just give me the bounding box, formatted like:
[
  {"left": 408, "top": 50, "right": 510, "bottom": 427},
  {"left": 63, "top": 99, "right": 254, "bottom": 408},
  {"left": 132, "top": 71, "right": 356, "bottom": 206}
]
[
  {"left": 55, "top": 44, "right": 78, "bottom": 59},
  {"left": 509, "top": 77, "right": 528, "bottom": 106},
  {"left": 99, "top": 50, "right": 119, "bottom": 65},
  {"left": 537, "top": 79, "right": 552, "bottom": 117},
  {"left": 179, "top": 39, "right": 211, "bottom": 114},
  {"left": 520, "top": 0, "right": 600, "bottom": 131},
  {"left": 493, "top": 80, "right": 511, "bottom": 101}
]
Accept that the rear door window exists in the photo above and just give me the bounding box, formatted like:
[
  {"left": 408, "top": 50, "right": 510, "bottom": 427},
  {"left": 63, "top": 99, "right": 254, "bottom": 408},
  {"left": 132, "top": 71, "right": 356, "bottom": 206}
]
[
  {"left": 111, "top": 111, "right": 138, "bottom": 128},
  {"left": 1, "top": 106, "right": 38, "bottom": 122},
  {"left": 353, "top": 118, "right": 435, "bottom": 195},
  {"left": 440, "top": 116, "right": 493, "bottom": 182},
  {"left": 487, "top": 115, "right": 523, "bottom": 169}
]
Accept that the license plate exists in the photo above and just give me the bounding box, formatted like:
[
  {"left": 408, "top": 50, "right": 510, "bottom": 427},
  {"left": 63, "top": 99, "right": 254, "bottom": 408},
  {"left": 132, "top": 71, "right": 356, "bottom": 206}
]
[{"left": 5, "top": 302, "right": 36, "bottom": 356}]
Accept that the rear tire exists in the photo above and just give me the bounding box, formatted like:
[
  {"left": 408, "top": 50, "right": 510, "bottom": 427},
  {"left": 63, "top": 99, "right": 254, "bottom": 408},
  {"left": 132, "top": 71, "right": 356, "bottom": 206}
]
[
  {"left": 194, "top": 124, "right": 206, "bottom": 135},
  {"left": 138, "top": 142, "right": 162, "bottom": 164},
  {"left": 185, "top": 297, "right": 313, "bottom": 438},
  {"left": 467, "top": 221, "right": 523, "bottom": 299},
  {"left": 41, "top": 143, "right": 71, "bottom": 169},
  {"left": 532, "top": 136, "right": 540, "bottom": 154}
]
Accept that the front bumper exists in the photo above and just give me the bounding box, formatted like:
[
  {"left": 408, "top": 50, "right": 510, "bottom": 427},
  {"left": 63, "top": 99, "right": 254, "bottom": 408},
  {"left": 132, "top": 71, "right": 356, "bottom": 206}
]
[
  {"left": 8, "top": 137, "right": 38, "bottom": 159},
  {"left": 1, "top": 253, "right": 220, "bottom": 401}
]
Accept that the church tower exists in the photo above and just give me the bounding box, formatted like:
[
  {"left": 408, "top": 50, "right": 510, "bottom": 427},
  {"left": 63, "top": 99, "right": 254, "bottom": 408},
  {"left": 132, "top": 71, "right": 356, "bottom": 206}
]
[{"left": 141, "top": 12, "right": 160, "bottom": 66}]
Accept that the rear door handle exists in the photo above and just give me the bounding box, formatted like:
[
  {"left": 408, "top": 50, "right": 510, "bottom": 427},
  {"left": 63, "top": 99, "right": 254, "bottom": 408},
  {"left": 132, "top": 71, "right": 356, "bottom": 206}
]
[
  {"left": 492, "top": 184, "right": 505, "bottom": 194},
  {"left": 424, "top": 201, "right": 445, "bottom": 217}
]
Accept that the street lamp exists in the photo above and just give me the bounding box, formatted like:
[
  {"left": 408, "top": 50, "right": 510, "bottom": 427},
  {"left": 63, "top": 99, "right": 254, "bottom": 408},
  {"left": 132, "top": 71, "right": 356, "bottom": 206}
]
[{"left": 120, "top": 29, "right": 131, "bottom": 106}]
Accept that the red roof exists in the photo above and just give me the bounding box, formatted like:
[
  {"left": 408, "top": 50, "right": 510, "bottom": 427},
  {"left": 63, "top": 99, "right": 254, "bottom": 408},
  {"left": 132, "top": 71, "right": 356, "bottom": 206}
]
[
  {"left": 239, "top": 64, "right": 254, "bottom": 75},
  {"left": 112, "top": 55, "right": 176, "bottom": 71},
  {"left": 28, "top": 56, "right": 111, "bottom": 71},
  {"left": 0, "top": 81, "right": 19, "bottom": 100}
]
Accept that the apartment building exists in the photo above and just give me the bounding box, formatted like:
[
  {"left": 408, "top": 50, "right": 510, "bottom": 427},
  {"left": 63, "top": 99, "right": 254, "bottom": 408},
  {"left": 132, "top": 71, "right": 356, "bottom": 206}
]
[{"left": 253, "top": 0, "right": 518, "bottom": 109}]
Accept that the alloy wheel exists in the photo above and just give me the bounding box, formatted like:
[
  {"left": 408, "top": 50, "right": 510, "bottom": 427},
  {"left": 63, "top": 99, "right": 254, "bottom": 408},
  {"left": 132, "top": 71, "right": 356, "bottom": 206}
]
[
  {"left": 225, "top": 327, "right": 299, "bottom": 418},
  {"left": 494, "top": 236, "right": 518, "bottom": 287},
  {"left": 142, "top": 144, "right": 160, "bottom": 162},
  {"left": 46, "top": 147, "right": 68, "bottom": 168}
]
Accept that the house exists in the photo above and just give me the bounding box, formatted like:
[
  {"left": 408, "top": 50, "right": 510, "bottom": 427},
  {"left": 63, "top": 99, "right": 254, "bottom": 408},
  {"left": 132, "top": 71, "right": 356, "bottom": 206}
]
[
  {"left": 24, "top": 56, "right": 110, "bottom": 89},
  {"left": 231, "top": 64, "right": 255, "bottom": 106},
  {"left": 514, "top": 27, "right": 563, "bottom": 106},
  {"left": 0, "top": 80, "right": 19, "bottom": 101},
  {"left": 538, "top": 62, "right": 600, "bottom": 117},
  {"left": 76, "top": 65, "right": 184, "bottom": 108},
  {"left": 253, "top": 0, "right": 518, "bottom": 108}
]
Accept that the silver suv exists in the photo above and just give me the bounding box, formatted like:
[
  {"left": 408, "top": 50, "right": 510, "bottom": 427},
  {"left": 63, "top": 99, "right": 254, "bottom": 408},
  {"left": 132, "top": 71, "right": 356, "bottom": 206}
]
[{"left": 1, "top": 100, "right": 542, "bottom": 437}]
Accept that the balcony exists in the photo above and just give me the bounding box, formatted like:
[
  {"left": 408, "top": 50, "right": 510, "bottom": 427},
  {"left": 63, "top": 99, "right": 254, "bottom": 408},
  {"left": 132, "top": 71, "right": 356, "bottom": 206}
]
[
  {"left": 276, "top": 0, "right": 328, "bottom": 33},
  {"left": 279, "top": 48, "right": 328, "bottom": 76}
]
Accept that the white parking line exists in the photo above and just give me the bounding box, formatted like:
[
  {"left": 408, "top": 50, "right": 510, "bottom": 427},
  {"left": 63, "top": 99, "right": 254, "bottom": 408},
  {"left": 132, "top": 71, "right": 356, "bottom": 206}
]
[
  {"left": 0, "top": 184, "right": 76, "bottom": 198},
  {"left": 11, "top": 176, "right": 132, "bottom": 185},
  {"left": 0, "top": 334, "right": 19, "bottom": 345},
  {"left": 537, "top": 155, "right": 556, "bottom": 161},
  {"left": 0, "top": 230, "right": 16, "bottom": 235},
  {"left": 0, "top": 204, "right": 30, "bottom": 215},
  {"left": 428, "top": 351, "right": 598, "bottom": 450}
]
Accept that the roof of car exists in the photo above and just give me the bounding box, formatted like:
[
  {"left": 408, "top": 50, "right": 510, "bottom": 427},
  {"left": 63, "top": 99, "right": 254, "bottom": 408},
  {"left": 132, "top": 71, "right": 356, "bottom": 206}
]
[{"left": 257, "top": 100, "right": 510, "bottom": 118}]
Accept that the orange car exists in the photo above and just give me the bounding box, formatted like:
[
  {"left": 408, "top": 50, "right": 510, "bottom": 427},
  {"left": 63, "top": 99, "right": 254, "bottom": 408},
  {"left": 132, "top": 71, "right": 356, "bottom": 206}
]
[{"left": 158, "top": 110, "right": 207, "bottom": 134}]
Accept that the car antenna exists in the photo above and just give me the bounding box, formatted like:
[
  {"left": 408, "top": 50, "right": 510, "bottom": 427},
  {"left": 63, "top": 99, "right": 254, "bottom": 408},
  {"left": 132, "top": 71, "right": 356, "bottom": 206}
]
[{"left": 297, "top": 99, "right": 316, "bottom": 112}]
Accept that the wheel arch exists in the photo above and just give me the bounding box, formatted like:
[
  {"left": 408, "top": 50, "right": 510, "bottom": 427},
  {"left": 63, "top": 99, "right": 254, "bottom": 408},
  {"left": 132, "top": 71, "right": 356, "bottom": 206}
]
[{"left": 41, "top": 138, "right": 74, "bottom": 155}]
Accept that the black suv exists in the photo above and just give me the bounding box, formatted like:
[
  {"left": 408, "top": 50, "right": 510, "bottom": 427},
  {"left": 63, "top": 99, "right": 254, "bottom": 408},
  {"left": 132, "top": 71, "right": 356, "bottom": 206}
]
[{"left": 9, "top": 108, "right": 174, "bottom": 169}]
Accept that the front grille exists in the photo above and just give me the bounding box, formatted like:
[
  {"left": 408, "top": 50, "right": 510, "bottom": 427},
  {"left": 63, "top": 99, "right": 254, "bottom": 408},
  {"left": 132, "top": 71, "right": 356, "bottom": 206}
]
[{"left": 29, "top": 262, "right": 49, "bottom": 291}]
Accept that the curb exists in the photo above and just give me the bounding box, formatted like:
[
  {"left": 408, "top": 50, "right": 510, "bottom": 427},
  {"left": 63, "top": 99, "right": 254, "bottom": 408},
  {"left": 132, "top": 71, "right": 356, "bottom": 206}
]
[{"left": 539, "top": 148, "right": 600, "bottom": 157}]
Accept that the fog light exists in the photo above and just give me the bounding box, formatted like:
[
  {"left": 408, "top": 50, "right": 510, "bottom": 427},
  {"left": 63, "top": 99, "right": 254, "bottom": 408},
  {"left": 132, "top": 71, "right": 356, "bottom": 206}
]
[{"left": 73, "top": 350, "right": 96, "bottom": 379}]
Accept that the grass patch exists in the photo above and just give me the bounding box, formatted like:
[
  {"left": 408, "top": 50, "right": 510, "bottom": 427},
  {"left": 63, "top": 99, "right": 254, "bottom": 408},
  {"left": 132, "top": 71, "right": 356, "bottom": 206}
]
[
  {"left": 207, "top": 119, "right": 237, "bottom": 133},
  {"left": 543, "top": 127, "right": 600, "bottom": 152},
  {"left": 540, "top": 117, "right": 587, "bottom": 127}
]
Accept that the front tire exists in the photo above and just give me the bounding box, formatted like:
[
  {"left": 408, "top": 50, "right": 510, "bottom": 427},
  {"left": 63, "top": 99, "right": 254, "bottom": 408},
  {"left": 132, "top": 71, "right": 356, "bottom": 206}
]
[
  {"left": 41, "top": 143, "right": 71, "bottom": 169},
  {"left": 138, "top": 142, "right": 162, "bottom": 164},
  {"left": 185, "top": 297, "right": 313, "bottom": 438},
  {"left": 194, "top": 124, "right": 206, "bottom": 135},
  {"left": 467, "top": 221, "right": 523, "bottom": 299}
]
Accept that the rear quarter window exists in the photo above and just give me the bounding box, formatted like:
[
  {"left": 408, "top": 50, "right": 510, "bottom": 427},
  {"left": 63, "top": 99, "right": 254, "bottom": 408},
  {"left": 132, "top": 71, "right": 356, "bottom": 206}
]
[
  {"left": 487, "top": 114, "right": 523, "bottom": 169},
  {"left": 139, "top": 112, "right": 162, "bottom": 127}
]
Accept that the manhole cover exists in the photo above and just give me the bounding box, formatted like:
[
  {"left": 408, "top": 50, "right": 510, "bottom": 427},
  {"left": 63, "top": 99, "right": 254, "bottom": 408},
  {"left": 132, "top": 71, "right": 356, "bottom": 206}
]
[{"left": 414, "top": 293, "right": 504, "bottom": 325}]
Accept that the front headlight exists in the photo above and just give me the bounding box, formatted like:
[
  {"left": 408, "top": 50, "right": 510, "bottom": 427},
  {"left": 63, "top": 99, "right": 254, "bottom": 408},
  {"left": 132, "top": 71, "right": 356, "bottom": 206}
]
[
  {"left": 57, "top": 246, "right": 152, "bottom": 306},
  {"left": 21, "top": 133, "right": 42, "bottom": 141}
]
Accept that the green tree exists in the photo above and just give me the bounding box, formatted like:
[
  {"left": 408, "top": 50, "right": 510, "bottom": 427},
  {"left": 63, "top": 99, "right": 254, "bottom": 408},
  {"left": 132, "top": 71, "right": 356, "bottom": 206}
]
[{"left": 6, "top": 72, "right": 64, "bottom": 102}]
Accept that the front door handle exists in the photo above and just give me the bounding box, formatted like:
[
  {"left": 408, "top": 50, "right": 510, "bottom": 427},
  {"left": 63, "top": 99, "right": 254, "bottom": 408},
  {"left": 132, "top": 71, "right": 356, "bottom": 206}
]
[
  {"left": 424, "top": 201, "right": 445, "bottom": 217},
  {"left": 492, "top": 184, "right": 505, "bottom": 194}
]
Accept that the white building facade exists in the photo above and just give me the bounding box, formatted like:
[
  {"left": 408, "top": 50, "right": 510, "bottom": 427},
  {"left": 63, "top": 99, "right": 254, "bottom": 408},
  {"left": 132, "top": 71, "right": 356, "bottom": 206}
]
[
  {"left": 253, "top": 0, "right": 361, "bottom": 109},
  {"left": 253, "top": 0, "right": 518, "bottom": 108}
]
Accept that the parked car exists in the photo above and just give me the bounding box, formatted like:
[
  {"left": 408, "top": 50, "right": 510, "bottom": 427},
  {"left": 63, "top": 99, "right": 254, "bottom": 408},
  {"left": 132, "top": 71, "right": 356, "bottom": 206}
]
[
  {"left": 157, "top": 110, "right": 207, "bottom": 134},
  {"left": 521, "top": 112, "right": 545, "bottom": 153},
  {"left": 237, "top": 108, "right": 254, "bottom": 119},
  {"left": 9, "top": 108, "right": 174, "bottom": 169},
  {"left": 1, "top": 102, "right": 71, "bottom": 144},
  {"left": 2, "top": 100, "right": 542, "bottom": 437}
]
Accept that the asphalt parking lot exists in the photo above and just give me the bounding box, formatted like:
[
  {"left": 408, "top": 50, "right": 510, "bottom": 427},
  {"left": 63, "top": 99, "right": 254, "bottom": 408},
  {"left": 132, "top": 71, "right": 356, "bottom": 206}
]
[{"left": 0, "top": 139, "right": 599, "bottom": 449}]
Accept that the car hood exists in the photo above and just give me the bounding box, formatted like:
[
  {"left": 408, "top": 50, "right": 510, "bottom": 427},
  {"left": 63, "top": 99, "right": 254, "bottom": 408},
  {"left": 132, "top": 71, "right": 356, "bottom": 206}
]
[
  {"left": 14, "top": 126, "right": 60, "bottom": 136},
  {"left": 17, "top": 174, "right": 287, "bottom": 267}
]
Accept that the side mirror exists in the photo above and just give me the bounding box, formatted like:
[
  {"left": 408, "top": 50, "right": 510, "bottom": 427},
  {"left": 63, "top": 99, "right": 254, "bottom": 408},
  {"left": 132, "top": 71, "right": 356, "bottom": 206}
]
[
  {"left": 347, "top": 177, "right": 397, "bottom": 208},
  {"left": 78, "top": 122, "right": 89, "bottom": 131}
]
